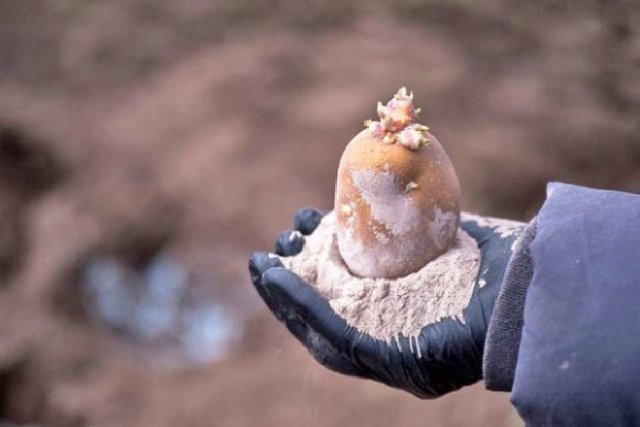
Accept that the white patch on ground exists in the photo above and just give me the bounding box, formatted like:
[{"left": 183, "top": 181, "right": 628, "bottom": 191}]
[
  {"left": 281, "top": 212, "right": 481, "bottom": 343},
  {"left": 350, "top": 169, "right": 420, "bottom": 237}
]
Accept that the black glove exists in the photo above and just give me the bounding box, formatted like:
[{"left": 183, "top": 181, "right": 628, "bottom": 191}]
[{"left": 249, "top": 208, "right": 524, "bottom": 398}]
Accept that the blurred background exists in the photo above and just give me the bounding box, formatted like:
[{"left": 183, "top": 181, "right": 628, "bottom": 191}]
[{"left": 0, "top": 0, "right": 638, "bottom": 426}]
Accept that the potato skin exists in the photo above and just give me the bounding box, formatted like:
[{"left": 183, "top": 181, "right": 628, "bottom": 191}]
[{"left": 335, "top": 129, "right": 461, "bottom": 279}]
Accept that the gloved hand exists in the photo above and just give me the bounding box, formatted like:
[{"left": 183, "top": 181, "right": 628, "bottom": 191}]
[{"left": 249, "top": 208, "right": 525, "bottom": 398}]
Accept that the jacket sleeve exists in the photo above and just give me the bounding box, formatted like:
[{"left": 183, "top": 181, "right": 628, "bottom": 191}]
[{"left": 485, "top": 182, "right": 640, "bottom": 426}]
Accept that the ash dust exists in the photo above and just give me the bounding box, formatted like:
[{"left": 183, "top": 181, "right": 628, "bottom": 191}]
[{"left": 281, "top": 212, "right": 480, "bottom": 342}]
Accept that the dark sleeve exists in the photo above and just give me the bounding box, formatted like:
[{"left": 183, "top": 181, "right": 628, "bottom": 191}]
[
  {"left": 492, "top": 182, "right": 640, "bottom": 426},
  {"left": 483, "top": 217, "right": 537, "bottom": 391}
]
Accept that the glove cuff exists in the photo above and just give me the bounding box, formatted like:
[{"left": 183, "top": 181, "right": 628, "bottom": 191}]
[{"left": 483, "top": 217, "right": 538, "bottom": 392}]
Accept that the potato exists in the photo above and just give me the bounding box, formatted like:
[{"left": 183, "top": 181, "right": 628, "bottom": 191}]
[{"left": 335, "top": 88, "right": 461, "bottom": 279}]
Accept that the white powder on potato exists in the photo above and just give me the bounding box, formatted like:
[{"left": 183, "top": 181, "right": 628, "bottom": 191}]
[
  {"left": 280, "top": 212, "right": 481, "bottom": 342},
  {"left": 350, "top": 168, "right": 420, "bottom": 237}
]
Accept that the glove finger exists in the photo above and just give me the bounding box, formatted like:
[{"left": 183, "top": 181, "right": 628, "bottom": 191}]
[
  {"left": 293, "top": 207, "right": 324, "bottom": 235},
  {"left": 262, "top": 267, "right": 353, "bottom": 346},
  {"left": 259, "top": 267, "right": 364, "bottom": 376},
  {"left": 249, "top": 252, "right": 282, "bottom": 285},
  {"left": 261, "top": 268, "right": 349, "bottom": 343},
  {"left": 275, "top": 230, "right": 305, "bottom": 256},
  {"left": 248, "top": 251, "right": 283, "bottom": 285},
  {"left": 250, "top": 257, "right": 311, "bottom": 344},
  {"left": 248, "top": 251, "right": 284, "bottom": 306}
]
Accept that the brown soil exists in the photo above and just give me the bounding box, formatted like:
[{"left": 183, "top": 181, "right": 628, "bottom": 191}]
[{"left": 0, "top": 1, "right": 638, "bottom": 426}]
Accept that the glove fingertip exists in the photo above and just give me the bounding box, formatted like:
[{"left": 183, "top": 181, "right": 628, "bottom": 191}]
[
  {"left": 248, "top": 251, "right": 283, "bottom": 285},
  {"left": 275, "top": 230, "right": 305, "bottom": 256},
  {"left": 294, "top": 207, "right": 324, "bottom": 235}
]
